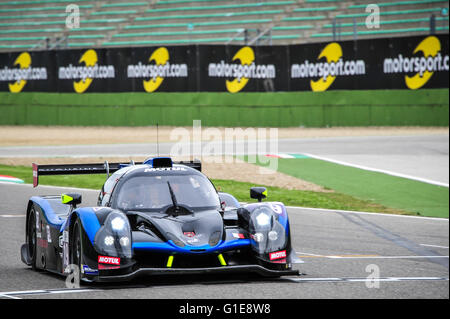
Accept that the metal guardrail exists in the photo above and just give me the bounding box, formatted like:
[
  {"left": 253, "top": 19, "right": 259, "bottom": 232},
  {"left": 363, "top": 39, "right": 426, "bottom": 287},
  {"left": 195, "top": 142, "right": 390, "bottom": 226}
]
[
  {"left": 331, "top": 14, "right": 445, "bottom": 41},
  {"left": 31, "top": 36, "right": 68, "bottom": 51},
  {"left": 248, "top": 27, "right": 272, "bottom": 46},
  {"left": 226, "top": 27, "right": 273, "bottom": 46}
]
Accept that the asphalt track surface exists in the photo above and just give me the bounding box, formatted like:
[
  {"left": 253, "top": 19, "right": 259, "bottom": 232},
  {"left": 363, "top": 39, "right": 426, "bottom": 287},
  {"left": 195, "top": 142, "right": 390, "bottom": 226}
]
[
  {"left": 0, "top": 183, "right": 448, "bottom": 299},
  {"left": 0, "top": 134, "right": 448, "bottom": 185}
]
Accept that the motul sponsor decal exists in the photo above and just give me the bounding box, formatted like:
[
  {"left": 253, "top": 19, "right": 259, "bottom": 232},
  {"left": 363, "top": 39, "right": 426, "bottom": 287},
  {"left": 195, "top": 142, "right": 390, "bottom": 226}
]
[
  {"left": 98, "top": 255, "right": 120, "bottom": 265},
  {"left": 269, "top": 250, "right": 286, "bottom": 261}
]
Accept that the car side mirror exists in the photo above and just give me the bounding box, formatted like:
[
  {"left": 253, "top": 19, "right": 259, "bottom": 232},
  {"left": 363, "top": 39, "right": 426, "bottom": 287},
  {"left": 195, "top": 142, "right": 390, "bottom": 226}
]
[
  {"left": 61, "top": 193, "right": 82, "bottom": 208},
  {"left": 250, "top": 187, "right": 267, "bottom": 202}
]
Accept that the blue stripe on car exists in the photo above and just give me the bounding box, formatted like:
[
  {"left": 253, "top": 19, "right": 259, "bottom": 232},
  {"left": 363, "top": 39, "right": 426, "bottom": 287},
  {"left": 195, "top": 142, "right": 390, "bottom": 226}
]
[{"left": 74, "top": 208, "right": 101, "bottom": 244}]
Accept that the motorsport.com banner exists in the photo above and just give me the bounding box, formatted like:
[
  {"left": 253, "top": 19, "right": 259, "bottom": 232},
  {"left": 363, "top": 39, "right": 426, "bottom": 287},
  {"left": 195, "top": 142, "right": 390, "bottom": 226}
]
[{"left": 0, "top": 34, "right": 448, "bottom": 93}]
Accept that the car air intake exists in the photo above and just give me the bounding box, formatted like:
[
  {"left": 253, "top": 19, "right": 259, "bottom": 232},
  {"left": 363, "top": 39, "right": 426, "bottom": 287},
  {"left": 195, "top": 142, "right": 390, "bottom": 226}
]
[{"left": 144, "top": 157, "right": 173, "bottom": 168}]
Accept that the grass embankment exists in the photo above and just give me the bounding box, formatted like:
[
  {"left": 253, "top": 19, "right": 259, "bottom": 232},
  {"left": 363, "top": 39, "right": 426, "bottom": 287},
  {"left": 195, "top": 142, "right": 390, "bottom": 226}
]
[
  {"left": 247, "top": 157, "right": 449, "bottom": 218},
  {"left": 0, "top": 164, "right": 411, "bottom": 215},
  {"left": 1, "top": 89, "right": 448, "bottom": 127}
]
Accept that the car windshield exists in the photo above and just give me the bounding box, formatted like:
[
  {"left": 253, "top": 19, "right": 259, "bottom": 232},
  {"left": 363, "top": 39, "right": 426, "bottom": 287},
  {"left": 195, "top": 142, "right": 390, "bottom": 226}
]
[{"left": 115, "top": 174, "right": 220, "bottom": 211}]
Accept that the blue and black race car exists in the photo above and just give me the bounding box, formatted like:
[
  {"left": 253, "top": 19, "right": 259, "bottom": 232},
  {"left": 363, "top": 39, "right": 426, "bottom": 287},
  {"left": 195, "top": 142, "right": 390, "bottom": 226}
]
[{"left": 21, "top": 157, "right": 301, "bottom": 282}]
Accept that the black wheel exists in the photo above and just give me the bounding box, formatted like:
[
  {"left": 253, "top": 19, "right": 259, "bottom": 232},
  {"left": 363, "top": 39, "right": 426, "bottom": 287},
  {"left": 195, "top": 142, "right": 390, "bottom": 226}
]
[
  {"left": 67, "top": 219, "right": 83, "bottom": 287},
  {"left": 71, "top": 219, "right": 82, "bottom": 270},
  {"left": 26, "top": 207, "right": 37, "bottom": 270}
]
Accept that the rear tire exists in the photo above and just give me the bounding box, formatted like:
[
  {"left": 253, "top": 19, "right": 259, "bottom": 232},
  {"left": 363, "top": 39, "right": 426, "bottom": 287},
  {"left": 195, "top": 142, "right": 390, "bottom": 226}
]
[{"left": 26, "top": 207, "right": 37, "bottom": 270}]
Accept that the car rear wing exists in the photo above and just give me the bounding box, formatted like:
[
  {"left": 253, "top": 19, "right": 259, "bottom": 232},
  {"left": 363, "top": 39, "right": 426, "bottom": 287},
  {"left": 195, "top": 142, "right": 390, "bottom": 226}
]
[{"left": 32, "top": 158, "right": 201, "bottom": 187}]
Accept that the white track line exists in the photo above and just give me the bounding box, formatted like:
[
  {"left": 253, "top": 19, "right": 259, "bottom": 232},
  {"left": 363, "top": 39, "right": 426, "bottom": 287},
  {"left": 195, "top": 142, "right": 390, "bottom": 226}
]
[
  {"left": 0, "top": 214, "right": 26, "bottom": 218},
  {"left": 0, "top": 294, "right": 21, "bottom": 299},
  {"left": 286, "top": 206, "right": 448, "bottom": 221},
  {"left": 296, "top": 252, "right": 449, "bottom": 260},
  {"left": 325, "top": 256, "right": 449, "bottom": 260},
  {"left": 420, "top": 244, "right": 449, "bottom": 249},
  {"left": 287, "top": 277, "right": 449, "bottom": 283},
  {"left": 302, "top": 152, "right": 449, "bottom": 188},
  {"left": 0, "top": 288, "right": 98, "bottom": 299}
]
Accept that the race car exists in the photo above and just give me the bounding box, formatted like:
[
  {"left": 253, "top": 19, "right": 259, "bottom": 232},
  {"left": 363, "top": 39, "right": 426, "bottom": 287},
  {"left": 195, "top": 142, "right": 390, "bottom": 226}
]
[{"left": 21, "top": 157, "right": 301, "bottom": 282}]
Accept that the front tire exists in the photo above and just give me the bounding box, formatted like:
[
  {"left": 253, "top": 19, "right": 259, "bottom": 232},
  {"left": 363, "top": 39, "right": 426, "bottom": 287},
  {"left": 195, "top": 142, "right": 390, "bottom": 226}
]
[{"left": 69, "top": 219, "right": 83, "bottom": 284}]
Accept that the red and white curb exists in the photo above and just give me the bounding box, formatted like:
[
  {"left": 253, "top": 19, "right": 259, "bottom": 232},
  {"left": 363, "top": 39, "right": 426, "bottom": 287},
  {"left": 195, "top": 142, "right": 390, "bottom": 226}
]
[{"left": 0, "top": 175, "right": 24, "bottom": 184}]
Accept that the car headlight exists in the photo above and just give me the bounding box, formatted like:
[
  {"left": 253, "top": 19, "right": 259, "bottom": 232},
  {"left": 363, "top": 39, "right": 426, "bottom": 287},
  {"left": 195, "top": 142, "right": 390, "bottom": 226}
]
[
  {"left": 253, "top": 232, "right": 264, "bottom": 243},
  {"left": 119, "top": 236, "right": 130, "bottom": 247},
  {"left": 247, "top": 205, "right": 288, "bottom": 255},
  {"left": 268, "top": 230, "right": 278, "bottom": 241},
  {"left": 111, "top": 217, "right": 126, "bottom": 231},
  {"left": 255, "top": 212, "right": 271, "bottom": 227},
  {"left": 94, "top": 211, "right": 132, "bottom": 258},
  {"left": 104, "top": 236, "right": 114, "bottom": 246},
  {"left": 250, "top": 206, "right": 273, "bottom": 231}
]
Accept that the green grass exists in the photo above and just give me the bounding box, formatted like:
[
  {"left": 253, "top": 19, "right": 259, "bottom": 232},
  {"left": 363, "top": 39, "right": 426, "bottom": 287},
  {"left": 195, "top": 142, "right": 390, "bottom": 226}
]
[
  {"left": 213, "top": 179, "right": 409, "bottom": 215},
  {"left": 0, "top": 164, "right": 107, "bottom": 190},
  {"left": 0, "top": 164, "right": 411, "bottom": 215},
  {"left": 247, "top": 157, "right": 449, "bottom": 218}
]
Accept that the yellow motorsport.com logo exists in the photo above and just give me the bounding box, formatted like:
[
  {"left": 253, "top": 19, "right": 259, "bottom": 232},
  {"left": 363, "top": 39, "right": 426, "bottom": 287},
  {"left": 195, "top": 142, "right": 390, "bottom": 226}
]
[
  {"left": 208, "top": 46, "right": 276, "bottom": 93},
  {"left": 58, "top": 49, "right": 115, "bottom": 93},
  {"left": 0, "top": 52, "right": 47, "bottom": 93},
  {"left": 383, "top": 36, "right": 449, "bottom": 90},
  {"left": 291, "top": 42, "right": 366, "bottom": 92},
  {"left": 127, "top": 47, "right": 188, "bottom": 93}
]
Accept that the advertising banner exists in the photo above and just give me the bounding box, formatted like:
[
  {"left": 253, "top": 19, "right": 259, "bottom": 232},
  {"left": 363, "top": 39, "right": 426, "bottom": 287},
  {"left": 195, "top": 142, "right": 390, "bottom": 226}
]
[
  {"left": 0, "top": 50, "right": 52, "bottom": 93},
  {"left": 288, "top": 34, "right": 449, "bottom": 91},
  {"left": 202, "top": 45, "right": 289, "bottom": 92},
  {"left": 382, "top": 35, "right": 449, "bottom": 90},
  {"left": 0, "top": 34, "right": 448, "bottom": 93},
  {"left": 126, "top": 45, "right": 197, "bottom": 93}
]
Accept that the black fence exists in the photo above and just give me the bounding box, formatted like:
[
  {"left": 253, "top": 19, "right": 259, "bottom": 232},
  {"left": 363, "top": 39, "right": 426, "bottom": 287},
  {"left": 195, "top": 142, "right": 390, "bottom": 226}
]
[{"left": 0, "top": 34, "right": 448, "bottom": 93}]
